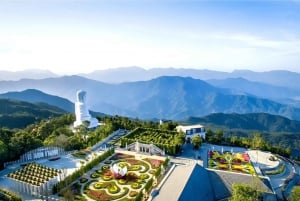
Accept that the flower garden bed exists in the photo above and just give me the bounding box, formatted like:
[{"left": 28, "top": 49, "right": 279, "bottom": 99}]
[
  {"left": 82, "top": 152, "right": 165, "bottom": 201},
  {"left": 208, "top": 151, "right": 255, "bottom": 175},
  {"left": 7, "top": 163, "right": 61, "bottom": 186}
]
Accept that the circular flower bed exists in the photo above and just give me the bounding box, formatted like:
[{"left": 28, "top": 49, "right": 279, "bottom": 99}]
[
  {"left": 108, "top": 184, "right": 120, "bottom": 194},
  {"left": 131, "top": 182, "right": 141, "bottom": 189},
  {"left": 139, "top": 173, "right": 149, "bottom": 180},
  {"left": 80, "top": 177, "right": 88, "bottom": 183},
  {"left": 129, "top": 165, "right": 141, "bottom": 171},
  {"left": 102, "top": 175, "right": 112, "bottom": 181},
  {"left": 102, "top": 165, "right": 110, "bottom": 171},
  {"left": 118, "top": 162, "right": 128, "bottom": 168},
  {"left": 149, "top": 169, "right": 156, "bottom": 174},
  {"left": 93, "top": 182, "right": 104, "bottom": 189},
  {"left": 118, "top": 179, "right": 127, "bottom": 185},
  {"left": 90, "top": 173, "right": 100, "bottom": 178},
  {"left": 129, "top": 191, "right": 138, "bottom": 197}
]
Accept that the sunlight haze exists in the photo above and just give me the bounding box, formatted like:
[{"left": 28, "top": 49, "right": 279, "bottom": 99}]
[{"left": 0, "top": 0, "right": 300, "bottom": 74}]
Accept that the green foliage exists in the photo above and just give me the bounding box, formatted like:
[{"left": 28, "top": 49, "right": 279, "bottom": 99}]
[
  {"left": 191, "top": 135, "right": 202, "bottom": 149},
  {"left": 288, "top": 186, "right": 300, "bottom": 201},
  {"left": 230, "top": 183, "right": 262, "bottom": 201},
  {"left": 0, "top": 99, "right": 66, "bottom": 129},
  {"left": 0, "top": 188, "right": 22, "bottom": 201},
  {"left": 122, "top": 127, "right": 182, "bottom": 155}
]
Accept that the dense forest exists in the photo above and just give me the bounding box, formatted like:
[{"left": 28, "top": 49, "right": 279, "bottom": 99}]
[{"left": 0, "top": 99, "right": 67, "bottom": 128}]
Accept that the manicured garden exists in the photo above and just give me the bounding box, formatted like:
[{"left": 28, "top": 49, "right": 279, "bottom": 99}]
[
  {"left": 79, "top": 152, "right": 166, "bottom": 201},
  {"left": 120, "top": 127, "right": 185, "bottom": 155},
  {"left": 7, "top": 162, "right": 61, "bottom": 186},
  {"left": 208, "top": 151, "right": 255, "bottom": 175}
]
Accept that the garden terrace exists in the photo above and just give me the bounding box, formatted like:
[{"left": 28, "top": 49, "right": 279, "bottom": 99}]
[
  {"left": 7, "top": 162, "right": 61, "bottom": 186},
  {"left": 120, "top": 127, "right": 183, "bottom": 155},
  {"left": 75, "top": 151, "right": 168, "bottom": 201},
  {"left": 208, "top": 151, "right": 255, "bottom": 175}
]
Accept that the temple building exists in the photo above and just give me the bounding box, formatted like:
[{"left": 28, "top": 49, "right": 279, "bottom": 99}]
[{"left": 73, "top": 90, "right": 98, "bottom": 129}]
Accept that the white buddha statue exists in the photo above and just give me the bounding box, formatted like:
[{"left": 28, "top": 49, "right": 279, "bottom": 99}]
[{"left": 73, "top": 90, "right": 98, "bottom": 128}]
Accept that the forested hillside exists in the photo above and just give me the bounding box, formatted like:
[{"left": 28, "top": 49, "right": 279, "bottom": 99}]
[
  {"left": 0, "top": 99, "right": 67, "bottom": 128},
  {"left": 182, "top": 113, "right": 300, "bottom": 157}
]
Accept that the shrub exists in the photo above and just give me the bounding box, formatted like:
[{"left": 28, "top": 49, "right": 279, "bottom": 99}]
[
  {"left": 131, "top": 182, "right": 141, "bottom": 189},
  {"left": 79, "top": 177, "right": 88, "bottom": 183},
  {"left": 129, "top": 191, "right": 138, "bottom": 197},
  {"left": 90, "top": 173, "right": 100, "bottom": 178}
]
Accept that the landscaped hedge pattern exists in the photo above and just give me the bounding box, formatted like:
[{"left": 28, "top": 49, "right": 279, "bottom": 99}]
[
  {"left": 8, "top": 163, "right": 60, "bottom": 186},
  {"left": 52, "top": 148, "right": 114, "bottom": 194},
  {"left": 121, "top": 128, "right": 182, "bottom": 155},
  {"left": 84, "top": 153, "right": 166, "bottom": 201},
  {"left": 208, "top": 151, "right": 255, "bottom": 175}
]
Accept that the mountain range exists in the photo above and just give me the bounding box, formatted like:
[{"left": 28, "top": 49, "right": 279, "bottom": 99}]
[
  {"left": 78, "top": 67, "right": 300, "bottom": 89},
  {"left": 182, "top": 113, "right": 300, "bottom": 133},
  {"left": 0, "top": 75, "right": 300, "bottom": 120},
  {"left": 0, "top": 69, "right": 58, "bottom": 81}
]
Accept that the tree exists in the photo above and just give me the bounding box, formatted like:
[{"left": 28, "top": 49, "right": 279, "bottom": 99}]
[
  {"left": 216, "top": 130, "right": 224, "bottom": 144},
  {"left": 288, "top": 186, "right": 300, "bottom": 201},
  {"left": 205, "top": 128, "right": 214, "bottom": 143},
  {"left": 191, "top": 135, "right": 202, "bottom": 150},
  {"left": 174, "top": 132, "right": 185, "bottom": 146},
  {"left": 230, "top": 136, "right": 240, "bottom": 146},
  {"left": 0, "top": 140, "right": 8, "bottom": 169},
  {"left": 230, "top": 183, "right": 261, "bottom": 201},
  {"left": 251, "top": 133, "right": 265, "bottom": 150},
  {"left": 9, "top": 131, "right": 43, "bottom": 157}
]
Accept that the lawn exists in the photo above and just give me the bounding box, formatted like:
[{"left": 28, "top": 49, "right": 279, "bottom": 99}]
[
  {"left": 80, "top": 152, "right": 165, "bottom": 201},
  {"left": 208, "top": 151, "right": 255, "bottom": 175}
]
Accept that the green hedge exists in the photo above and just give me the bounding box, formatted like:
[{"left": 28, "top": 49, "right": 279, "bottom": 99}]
[
  {"left": 121, "top": 127, "right": 180, "bottom": 155},
  {"left": 0, "top": 188, "right": 22, "bottom": 201},
  {"left": 52, "top": 148, "right": 114, "bottom": 194}
]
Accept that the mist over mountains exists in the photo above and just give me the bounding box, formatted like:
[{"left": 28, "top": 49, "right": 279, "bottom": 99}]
[{"left": 0, "top": 69, "right": 300, "bottom": 120}]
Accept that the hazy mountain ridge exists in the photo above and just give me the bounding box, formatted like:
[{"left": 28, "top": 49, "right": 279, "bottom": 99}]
[
  {"left": 1, "top": 76, "right": 300, "bottom": 120},
  {"left": 0, "top": 89, "right": 74, "bottom": 112},
  {"left": 206, "top": 77, "right": 300, "bottom": 107},
  {"left": 182, "top": 113, "right": 300, "bottom": 132},
  {"left": 79, "top": 67, "right": 300, "bottom": 89},
  {"left": 0, "top": 69, "right": 58, "bottom": 81}
]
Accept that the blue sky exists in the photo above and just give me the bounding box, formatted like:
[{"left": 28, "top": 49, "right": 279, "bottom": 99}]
[{"left": 0, "top": 0, "right": 300, "bottom": 74}]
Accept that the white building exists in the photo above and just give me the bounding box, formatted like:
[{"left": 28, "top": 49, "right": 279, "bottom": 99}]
[
  {"left": 73, "top": 90, "right": 98, "bottom": 129},
  {"left": 176, "top": 124, "right": 206, "bottom": 140}
]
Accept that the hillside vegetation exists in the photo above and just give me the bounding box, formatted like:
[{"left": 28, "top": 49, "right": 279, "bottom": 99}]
[
  {"left": 0, "top": 99, "right": 67, "bottom": 128},
  {"left": 182, "top": 113, "right": 300, "bottom": 157}
]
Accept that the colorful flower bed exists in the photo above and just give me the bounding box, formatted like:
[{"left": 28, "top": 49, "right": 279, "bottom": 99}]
[
  {"left": 7, "top": 163, "right": 60, "bottom": 186},
  {"left": 83, "top": 152, "right": 165, "bottom": 201},
  {"left": 208, "top": 151, "right": 255, "bottom": 175}
]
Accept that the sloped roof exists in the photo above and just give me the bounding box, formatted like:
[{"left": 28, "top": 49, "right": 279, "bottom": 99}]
[{"left": 153, "top": 163, "right": 214, "bottom": 201}]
